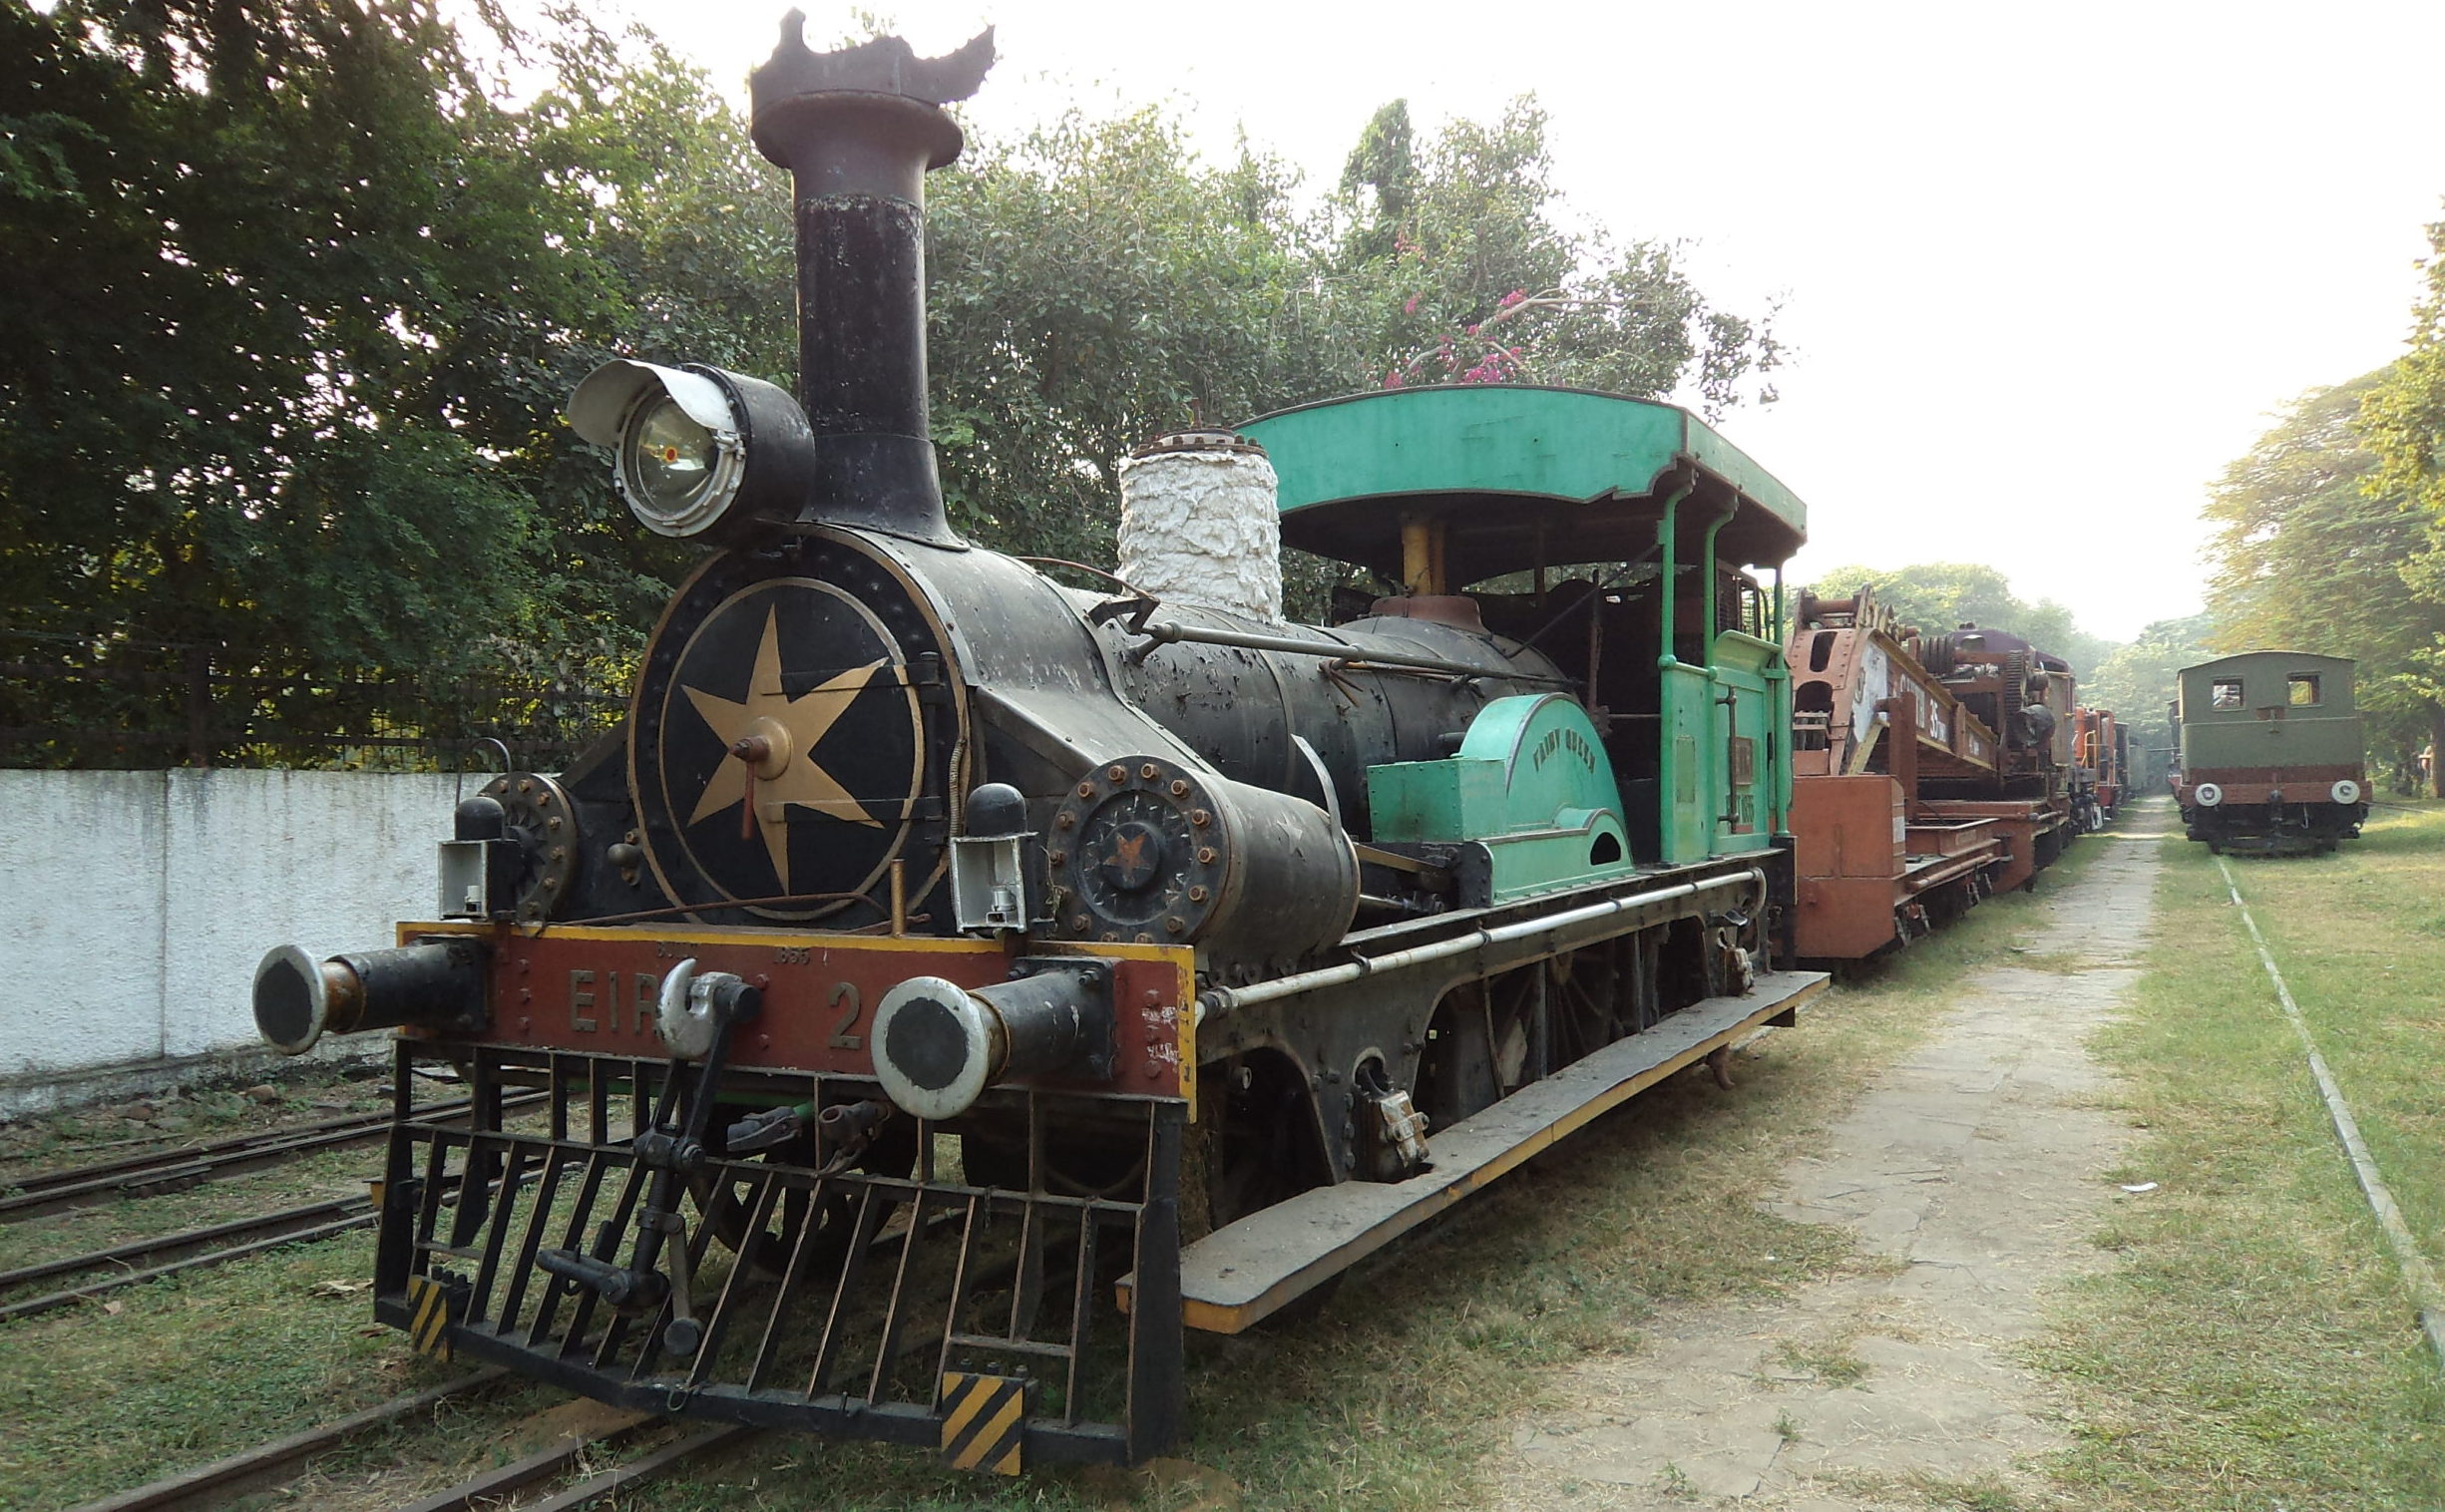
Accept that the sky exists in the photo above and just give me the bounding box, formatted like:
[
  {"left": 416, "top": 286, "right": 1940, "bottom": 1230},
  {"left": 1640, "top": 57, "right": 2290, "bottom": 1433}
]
[{"left": 612, "top": 0, "right": 2445, "bottom": 643}]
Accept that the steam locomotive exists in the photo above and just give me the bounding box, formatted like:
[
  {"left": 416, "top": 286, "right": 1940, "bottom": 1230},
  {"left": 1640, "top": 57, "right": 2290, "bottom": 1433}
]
[{"left": 250, "top": 22, "right": 1824, "bottom": 1468}]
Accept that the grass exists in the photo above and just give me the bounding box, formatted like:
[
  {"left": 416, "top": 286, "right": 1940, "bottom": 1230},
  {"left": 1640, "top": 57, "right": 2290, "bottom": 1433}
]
[
  {"left": 2025, "top": 798, "right": 2445, "bottom": 1510},
  {"left": 0, "top": 860, "right": 2082, "bottom": 1512},
  {"left": 1773, "top": 1336, "right": 1870, "bottom": 1389}
]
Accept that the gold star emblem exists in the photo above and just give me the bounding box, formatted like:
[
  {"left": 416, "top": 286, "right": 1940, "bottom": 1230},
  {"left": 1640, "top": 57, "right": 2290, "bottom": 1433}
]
[{"left": 681, "top": 606, "right": 888, "bottom": 892}]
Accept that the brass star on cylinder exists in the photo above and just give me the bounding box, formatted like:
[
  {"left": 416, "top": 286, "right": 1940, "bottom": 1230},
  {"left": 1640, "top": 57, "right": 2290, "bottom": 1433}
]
[{"left": 682, "top": 606, "right": 887, "bottom": 891}]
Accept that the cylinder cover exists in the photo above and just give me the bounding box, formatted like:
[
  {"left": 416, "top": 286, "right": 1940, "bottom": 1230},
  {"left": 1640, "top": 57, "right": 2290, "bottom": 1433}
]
[{"left": 1046, "top": 754, "right": 1358, "bottom": 969}]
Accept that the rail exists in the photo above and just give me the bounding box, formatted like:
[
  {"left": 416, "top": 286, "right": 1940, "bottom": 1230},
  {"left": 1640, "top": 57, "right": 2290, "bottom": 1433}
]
[{"left": 0, "top": 1092, "right": 543, "bottom": 1223}]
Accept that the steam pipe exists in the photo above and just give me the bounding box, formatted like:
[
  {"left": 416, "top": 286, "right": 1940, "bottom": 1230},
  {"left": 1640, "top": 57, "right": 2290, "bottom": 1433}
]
[
  {"left": 1131, "top": 616, "right": 1572, "bottom": 684},
  {"left": 1197, "top": 869, "right": 1763, "bottom": 1020}
]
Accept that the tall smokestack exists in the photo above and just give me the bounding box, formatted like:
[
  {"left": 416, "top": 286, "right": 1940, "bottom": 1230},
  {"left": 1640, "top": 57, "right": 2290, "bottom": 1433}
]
[{"left": 748, "top": 16, "right": 994, "bottom": 547}]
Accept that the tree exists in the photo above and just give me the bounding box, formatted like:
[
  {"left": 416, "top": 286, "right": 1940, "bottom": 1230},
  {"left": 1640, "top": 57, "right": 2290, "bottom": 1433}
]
[
  {"left": 0, "top": 1, "right": 793, "bottom": 761},
  {"left": 1330, "top": 99, "right": 1780, "bottom": 413},
  {"left": 1799, "top": 562, "right": 2115, "bottom": 679},
  {"left": 921, "top": 95, "right": 1784, "bottom": 573},
  {"left": 2081, "top": 613, "right": 2218, "bottom": 782},
  {"left": 2361, "top": 206, "right": 2445, "bottom": 523},
  {"left": 2204, "top": 372, "right": 2445, "bottom": 792},
  {"left": 0, "top": 5, "right": 1792, "bottom": 761},
  {"left": 924, "top": 110, "right": 1342, "bottom": 566}
]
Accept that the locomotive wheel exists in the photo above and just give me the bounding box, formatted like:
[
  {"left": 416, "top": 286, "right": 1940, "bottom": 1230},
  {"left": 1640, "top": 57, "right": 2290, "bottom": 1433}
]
[{"left": 692, "top": 1112, "right": 917, "bottom": 1278}]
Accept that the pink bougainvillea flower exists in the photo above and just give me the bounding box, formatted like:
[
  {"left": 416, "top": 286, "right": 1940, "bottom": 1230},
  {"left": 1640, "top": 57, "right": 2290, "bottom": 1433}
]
[
  {"left": 1384, "top": 369, "right": 1406, "bottom": 387},
  {"left": 1403, "top": 294, "right": 1420, "bottom": 315},
  {"left": 1499, "top": 288, "right": 1525, "bottom": 308}
]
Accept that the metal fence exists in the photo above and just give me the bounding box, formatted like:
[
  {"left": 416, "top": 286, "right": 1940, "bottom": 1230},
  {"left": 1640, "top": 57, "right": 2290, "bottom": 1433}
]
[{"left": 0, "top": 626, "right": 628, "bottom": 771}]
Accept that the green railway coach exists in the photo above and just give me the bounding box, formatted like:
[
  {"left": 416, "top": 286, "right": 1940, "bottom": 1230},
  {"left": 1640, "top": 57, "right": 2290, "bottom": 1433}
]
[{"left": 2173, "top": 650, "right": 2367, "bottom": 855}]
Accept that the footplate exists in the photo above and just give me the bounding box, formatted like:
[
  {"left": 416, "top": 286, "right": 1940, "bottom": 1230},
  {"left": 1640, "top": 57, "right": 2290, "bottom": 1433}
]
[{"left": 373, "top": 1044, "right": 1184, "bottom": 1468}]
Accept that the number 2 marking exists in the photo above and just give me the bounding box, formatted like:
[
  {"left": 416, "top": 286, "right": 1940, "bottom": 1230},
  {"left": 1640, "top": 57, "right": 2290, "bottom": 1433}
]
[{"left": 828, "top": 981, "right": 864, "bottom": 1051}]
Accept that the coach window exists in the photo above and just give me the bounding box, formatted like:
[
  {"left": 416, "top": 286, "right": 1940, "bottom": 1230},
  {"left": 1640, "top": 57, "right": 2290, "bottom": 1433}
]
[
  {"left": 2287, "top": 674, "right": 2321, "bottom": 707},
  {"left": 2211, "top": 678, "right": 2244, "bottom": 710}
]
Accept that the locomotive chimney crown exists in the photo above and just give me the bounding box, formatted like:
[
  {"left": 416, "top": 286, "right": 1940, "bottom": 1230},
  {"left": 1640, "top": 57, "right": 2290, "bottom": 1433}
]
[{"left": 748, "top": 16, "right": 994, "bottom": 547}]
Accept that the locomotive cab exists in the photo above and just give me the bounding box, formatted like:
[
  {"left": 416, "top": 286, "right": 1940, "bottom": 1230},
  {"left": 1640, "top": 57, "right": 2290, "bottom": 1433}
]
[{"left": 1244, "top": 385, "right": 1806, "bottom": 876}]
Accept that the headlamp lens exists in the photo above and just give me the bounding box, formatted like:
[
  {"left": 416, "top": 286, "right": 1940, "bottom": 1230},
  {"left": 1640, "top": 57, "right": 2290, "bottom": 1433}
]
[{"left": 627, "top": 396, "right": 719, "bottom": 516}]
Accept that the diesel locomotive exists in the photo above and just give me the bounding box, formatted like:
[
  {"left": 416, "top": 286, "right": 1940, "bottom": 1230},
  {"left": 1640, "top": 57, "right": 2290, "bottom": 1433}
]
[
  {"left": 2174, "top": 651, "right": 2367, "bottom": 855},
  {"left": 249, "top": 21, "right": 1825, "bottom": 1468}
]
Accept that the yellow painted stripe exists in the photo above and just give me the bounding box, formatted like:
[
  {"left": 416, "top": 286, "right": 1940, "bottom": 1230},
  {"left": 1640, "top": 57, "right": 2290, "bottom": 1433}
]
[
  {"left": 406, "top": 1275, "right": 455, "bottom": 1357},
  {"left": 938, "top": 1378, "right": 996, "bottom": 1445},
  {"left": 950, "top": 1391, "right": 1025, "bottom": 1471},
  {"left": 991, "top": 1439, "right": 1022, "bottom": 1475}
]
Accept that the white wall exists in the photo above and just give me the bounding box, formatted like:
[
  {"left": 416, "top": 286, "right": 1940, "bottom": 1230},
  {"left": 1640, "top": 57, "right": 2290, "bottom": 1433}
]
[{"left": 0, "top": 769, "right": 467, "bottom": 1109}]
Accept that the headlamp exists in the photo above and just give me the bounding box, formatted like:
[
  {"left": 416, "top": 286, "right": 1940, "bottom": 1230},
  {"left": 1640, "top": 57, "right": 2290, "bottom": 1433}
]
[{"left": 568, "top": 360, "right": 817, "bottom": 541}]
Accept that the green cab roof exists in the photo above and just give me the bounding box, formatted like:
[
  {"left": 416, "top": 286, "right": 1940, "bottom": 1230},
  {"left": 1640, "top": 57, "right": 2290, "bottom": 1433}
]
[{"left": 1237, "top": 385, "right": 1807, "bottom": 584}]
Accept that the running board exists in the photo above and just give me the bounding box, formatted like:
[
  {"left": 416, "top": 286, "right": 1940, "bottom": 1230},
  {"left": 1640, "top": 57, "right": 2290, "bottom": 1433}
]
[{"left": 1124, "top": 969, "right": 1828, "bottom": 1333}]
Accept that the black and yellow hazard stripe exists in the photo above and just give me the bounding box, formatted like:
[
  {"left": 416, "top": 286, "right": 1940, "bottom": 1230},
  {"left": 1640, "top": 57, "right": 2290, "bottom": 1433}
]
[
  {"left": 405, "top": 1274, "right": 456, "bottom": 1361},
  {"left": 939, "top": 1371, "right": 1027, "bottom": 1474}
]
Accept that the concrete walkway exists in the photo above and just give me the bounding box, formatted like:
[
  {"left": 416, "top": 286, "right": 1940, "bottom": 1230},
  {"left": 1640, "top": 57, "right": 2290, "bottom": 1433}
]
[{"left": 1488, "top": 820, "right": 2163, "bottom": 1508}]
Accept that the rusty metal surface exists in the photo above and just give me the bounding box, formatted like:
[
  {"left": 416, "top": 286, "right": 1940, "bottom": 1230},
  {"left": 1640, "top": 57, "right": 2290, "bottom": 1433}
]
[
  {"left": 1788, "top": 591, "right": 1998, "bottom": 782},
  {"left": 402, "top": 923, "right": 1195, "bottom": 1107}
]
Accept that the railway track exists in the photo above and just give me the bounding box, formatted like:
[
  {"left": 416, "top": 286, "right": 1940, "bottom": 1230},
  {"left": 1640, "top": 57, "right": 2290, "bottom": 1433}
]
[
  {"left": 63, "top": 1368, "right": 754, "bottom": 1512},
  {"left": 0, "top": 1092, "right": 540, "bottom": 1223},
  {"left": 0, "top": 1194, "right": 374, "bottom": 1323},
  {"left": 1, "top": 1150, "right": 560, "bottom": 1323}
]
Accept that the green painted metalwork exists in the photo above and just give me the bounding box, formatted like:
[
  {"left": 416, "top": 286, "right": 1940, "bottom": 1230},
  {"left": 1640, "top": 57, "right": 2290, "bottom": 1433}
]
[
  {"left": 2177, "top": 652, "right": 2363, "bottom": 772},
  {"left": 1238, "top": 386, "right": 1805, "bottom": 583},
  {"left": 1709, "top": 632, "right": 1780, "bottom": 856},
  {"left": 1698, "top": 509, "right": 1728, "bottom": 660},
  {"left": 1244, "top": 387, "right": 1804, "bottom": 533},
  {"left": 1656, "top": 485, "right": 1686, "bottom": 668},
  {"left": 1770, "top": 567, "right": 1792, "bottom": 837},
  {"left": 1366, "top": 694, "right": 1634, "bottom": 902},
  {"left": 1245, "top": 384, "right": 1809, "bottom": 873},
  {"left": 1659, "top": 662, "right": 1713, "bottom": 864}
]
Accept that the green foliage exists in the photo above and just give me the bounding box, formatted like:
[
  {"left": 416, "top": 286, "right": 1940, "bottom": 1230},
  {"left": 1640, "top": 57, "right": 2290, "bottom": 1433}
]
[
  {"left": 2361, "top": 206, "right": 2445, "bottom": 523},
  {"left": 1329, "top": 98, "right": 1781, "bottom": 411},
  {"left": 2081, "top": 613, "right": 2216, "bottom": 769},
  {"left": 925, "top": 110, "right": 1343, "bottom": 565},
  {"left": 0, "top": 3, "right": 1784, "bottom": 764},
  {"left": 2204, "top": 372, "right": 2445, "bottom": 785},
  {"left": 0, "top": 0, "right": 629, "bottom": 660},
  {"left": 1800, "top": 562, "right": 2116, "bottom": 677},
  {"left": 0, "top": 0, "right": 714, "bottom": 763}
]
